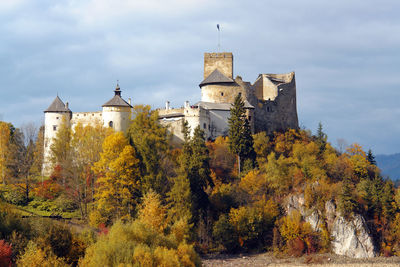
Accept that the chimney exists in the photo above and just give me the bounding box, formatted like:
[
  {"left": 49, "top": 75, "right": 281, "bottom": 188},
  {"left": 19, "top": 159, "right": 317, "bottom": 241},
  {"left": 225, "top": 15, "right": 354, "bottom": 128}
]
[
  {"left": 184, "top": 101, "right": 189, "bottom": 109},
  {"left": 165, "top": 101, "right": 170, "bottom": 110},
  {"left": 128, "top": 98, "right": 131, "bottom": 105},
  {"left": 65, "top": 102, "right": 69, "bottom": 109}
]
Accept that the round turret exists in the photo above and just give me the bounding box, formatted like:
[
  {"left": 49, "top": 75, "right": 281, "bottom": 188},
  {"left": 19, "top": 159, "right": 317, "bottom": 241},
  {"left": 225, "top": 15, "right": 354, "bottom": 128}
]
[
  {"left": 43, "top": 96, "right": 72, "bottom": 175},
  {"left": 102, "top": 83, "right": 132, "bottom": 132}
]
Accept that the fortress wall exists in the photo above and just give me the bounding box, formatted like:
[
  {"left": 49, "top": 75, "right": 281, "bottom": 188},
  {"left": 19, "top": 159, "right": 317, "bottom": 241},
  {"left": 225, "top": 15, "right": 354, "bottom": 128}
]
[
  {"left": 204, "top": 52, "right": 233, "bottom": 79},
  {"left": 253, "top": 75, "right": 279, "bottom": 101},
  {"left": 208, "top": 109, "right": 230, "bottom": 138},
  {"left": 71, "top": 112, "right": 103, "bottom": 128},
  {"left": 159, "top": 106, "right": 211, "bottom": 141},
  {"left": 253, "top": 72, "right": 298, "bottom": 134}
]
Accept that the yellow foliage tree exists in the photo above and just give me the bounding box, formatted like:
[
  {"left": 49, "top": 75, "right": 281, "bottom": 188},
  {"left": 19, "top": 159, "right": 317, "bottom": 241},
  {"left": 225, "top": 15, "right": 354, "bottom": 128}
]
[
  {"left": 138, "top": 190, "right": 167, "bottom": 234},
  {"left": 0, "top": 122, "right": 10, "bottom": 184},
  {"left": 17, "top": 241, "right": 68, "bottom": 267},
  {"left": 93, "top": 132, "right": 141, "bottom": 222}
]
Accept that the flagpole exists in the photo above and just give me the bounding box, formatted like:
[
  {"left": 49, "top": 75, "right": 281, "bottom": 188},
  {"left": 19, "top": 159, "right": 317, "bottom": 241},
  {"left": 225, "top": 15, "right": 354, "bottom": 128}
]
[{"left": 217, "top": 24, "right": 220, "bottom": 52}]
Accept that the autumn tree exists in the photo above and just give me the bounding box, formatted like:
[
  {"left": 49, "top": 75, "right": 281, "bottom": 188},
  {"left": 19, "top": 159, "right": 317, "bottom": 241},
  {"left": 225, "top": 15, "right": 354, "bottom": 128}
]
[
  {"left": 0, "top": 122, "right": 11, "bottom": 184},
  {"left": 127, "top": 105, "right": 169, "bottom": 195},
  {"left": 49, "top": 117, "right": 72, "bottom": 186},
  {"left": 30, "top": 126, "right": 44, "bottom": 179},
  {"left": 13, "top": 129, "right": 36, "bottom": 203},
  {"left": 68, "top": 122, "right": 113, "bottom": 216},
  {"left": 228, "top": 94, "right": 256, "bottom": 175},
  {"left": 93, "top": 132, "right": 141, "bottom": 222}
]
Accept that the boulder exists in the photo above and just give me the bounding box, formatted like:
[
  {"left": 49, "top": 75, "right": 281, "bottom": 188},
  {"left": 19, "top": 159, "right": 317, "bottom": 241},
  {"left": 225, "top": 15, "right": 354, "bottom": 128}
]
[{"left": 331, "top": 214, "right": 377, "bottom": 258}]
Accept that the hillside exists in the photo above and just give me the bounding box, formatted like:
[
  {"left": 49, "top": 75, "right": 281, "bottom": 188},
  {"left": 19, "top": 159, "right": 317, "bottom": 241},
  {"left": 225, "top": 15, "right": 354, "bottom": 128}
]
[{"left": 376, "top": 153, "right": 400, "bottom": 180}]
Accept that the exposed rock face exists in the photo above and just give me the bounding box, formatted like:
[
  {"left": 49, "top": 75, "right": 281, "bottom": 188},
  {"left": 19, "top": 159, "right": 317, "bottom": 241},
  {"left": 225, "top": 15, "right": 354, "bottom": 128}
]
[
  {"left": 284, "top": 194, "right": 377, "bottom": 258},
  {"left": 331, "top": 214, "right": 377, "bottom": 258}
]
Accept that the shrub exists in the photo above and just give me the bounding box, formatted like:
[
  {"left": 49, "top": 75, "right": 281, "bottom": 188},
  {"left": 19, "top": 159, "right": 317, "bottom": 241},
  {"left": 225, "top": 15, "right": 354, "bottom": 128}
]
[
  {"left": 80, "top": 220, "right": 200, "bottom": 267},
  {"left": 16, "top": 241, "right": 68, "bottom": 267},
  {"left": 213, "top": 214, "right": 239, "bottom": 252},
  {"left": 54, "top": 194, "right": 78, "bottom": 212},
  {"left": 278, "top": 211, "right": 320, "bottom": 256},
  {"left": 0, "top": 185, "right": 26, "bottom": 205},
  {"left": 0, "top": 240, "right": 12, "bottom": 267}
]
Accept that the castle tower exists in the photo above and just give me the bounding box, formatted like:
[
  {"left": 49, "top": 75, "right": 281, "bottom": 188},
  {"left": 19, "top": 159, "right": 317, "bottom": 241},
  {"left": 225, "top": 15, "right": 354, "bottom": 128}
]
[
  {"left": 203, "top": 52, "right": 233, "bottom": 79},
  {"left": 43, "top": 96, "right": 72, "bottom": 175},
  {"left": 102, "top": 83, "right": 132, "bottom": 132}
]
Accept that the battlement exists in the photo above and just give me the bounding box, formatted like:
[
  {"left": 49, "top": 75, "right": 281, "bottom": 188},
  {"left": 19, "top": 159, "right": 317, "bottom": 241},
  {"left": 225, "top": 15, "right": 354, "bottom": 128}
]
[{"left": 204, "top": 52, "right": 233, "bottom": 79}]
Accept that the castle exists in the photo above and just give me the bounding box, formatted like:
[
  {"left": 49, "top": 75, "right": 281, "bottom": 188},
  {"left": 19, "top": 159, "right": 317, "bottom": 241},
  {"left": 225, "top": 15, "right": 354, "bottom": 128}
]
[
  {"left": 43, "top": 85, "right": 133, "bottom": 175},
  {"left": 43, "top": 52, "right": 299, "bottom": 174},
  {"left": 158, "top": 52, "right": 299, "bottom": 143}
]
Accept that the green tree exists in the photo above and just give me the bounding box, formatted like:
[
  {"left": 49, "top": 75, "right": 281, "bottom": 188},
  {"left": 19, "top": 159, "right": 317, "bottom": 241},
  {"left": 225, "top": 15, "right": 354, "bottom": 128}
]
[
  {"left": 338, "top": 177, "right": 358, "bottom": 217},
  {"left": 228, "top": 94, "right": 256, "bottom": 175},
  {"left": 127, "top": 105, "right": 169, "bottom": 195},
  {"left": 367, "top": 149, "right": 376, "bottom": 165},
  {"left": 315, "top": 122, "right": 327, "bottom": 153},
  {"left": 177, "top": 126, "right": 214, "bottom": 228}
]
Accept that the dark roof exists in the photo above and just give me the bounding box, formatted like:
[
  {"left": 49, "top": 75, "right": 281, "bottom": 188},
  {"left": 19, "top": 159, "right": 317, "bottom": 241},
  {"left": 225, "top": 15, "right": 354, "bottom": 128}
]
[
  {"left": 44, "top": 96, "right": 71, "bottom": 113},
  {"left": 159, "top": 113, "right": 184, "bottom": 119},
  {"left": 102, "top": 95, "right": 132, "bottom": 107},
  {"left": 195, "top": 100, "right": 254, "bottom": 110},
  {"left": 199, "top": 69, "right": 234, "bottom": 87}
]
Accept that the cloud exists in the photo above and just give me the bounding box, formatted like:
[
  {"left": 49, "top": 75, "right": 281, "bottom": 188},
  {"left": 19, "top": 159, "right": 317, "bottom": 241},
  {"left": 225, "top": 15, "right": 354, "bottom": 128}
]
[{"left": 0, "top": 0, "right": 399, "bottom": 154}]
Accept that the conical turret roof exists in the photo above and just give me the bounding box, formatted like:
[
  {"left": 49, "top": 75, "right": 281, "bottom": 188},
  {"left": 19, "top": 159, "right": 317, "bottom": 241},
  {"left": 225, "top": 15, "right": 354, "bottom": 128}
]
[
  {"left": 199, "top": 69, "right": 234, "bottom": 87},
  {"left": 44, "top": 96, "right": 71, "bottom": 113},
  {"left": 102, "top": 84, "right": 132, "bottom": 107}
]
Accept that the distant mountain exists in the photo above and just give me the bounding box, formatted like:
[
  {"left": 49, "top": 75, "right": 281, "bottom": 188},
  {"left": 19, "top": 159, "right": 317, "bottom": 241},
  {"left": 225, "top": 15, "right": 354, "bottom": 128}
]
[{"left": 376, "top": 153, "right": 400, "bottom": 181}]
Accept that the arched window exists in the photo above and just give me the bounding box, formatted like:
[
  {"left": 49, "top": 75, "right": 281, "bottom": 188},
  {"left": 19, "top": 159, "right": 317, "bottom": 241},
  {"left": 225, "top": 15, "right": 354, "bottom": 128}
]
[{"left": 109, "top": 121, "right": 113, "bottom": 128}]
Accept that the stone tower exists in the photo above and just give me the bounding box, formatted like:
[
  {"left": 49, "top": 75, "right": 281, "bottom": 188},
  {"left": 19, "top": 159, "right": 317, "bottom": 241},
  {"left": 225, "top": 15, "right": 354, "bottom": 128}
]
[
  {"left": 43, "top": 96, "right": 72, "bottom": 175},
  {"left": 203, "top": 52, "right": 233, "bottom": 79},
  {"left": 101, "top": 83, "right": 133, "bottom": 132}
]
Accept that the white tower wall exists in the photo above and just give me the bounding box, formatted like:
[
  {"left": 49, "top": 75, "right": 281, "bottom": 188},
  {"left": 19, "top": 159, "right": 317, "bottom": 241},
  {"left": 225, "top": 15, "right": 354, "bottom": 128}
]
[
  {"left": 102, "top": 106, "right": 131, "bottom": 132},
  {"left": 43, "top": 112, "right": 71, "bottom": 175}
]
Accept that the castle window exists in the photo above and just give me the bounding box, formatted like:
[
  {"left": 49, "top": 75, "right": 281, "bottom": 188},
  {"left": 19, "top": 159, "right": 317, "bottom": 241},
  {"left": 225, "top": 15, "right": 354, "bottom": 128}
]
[
  {"left": 203, "top": 123, "right": 206, "bottom": 129},
  {"left": 56, "top": 117, "right": 59, "bottom": 120},
  {"left": 248, "top": 116, "right": 252, "bottom": 121},
  {"left": 238, "top": 92, "right": 242, "bottom": 97},
  {"left": 53, "top": 125, "right": 57, "bottom": 131},
  {"left": 109, "top": 121, "right": 113, "bottom": 128},
  {"left": 221, "top": 92, "right": 224, "bottom": 96},
  {"left": 92, "top": 114, "right": 94, "bottom": 116}
]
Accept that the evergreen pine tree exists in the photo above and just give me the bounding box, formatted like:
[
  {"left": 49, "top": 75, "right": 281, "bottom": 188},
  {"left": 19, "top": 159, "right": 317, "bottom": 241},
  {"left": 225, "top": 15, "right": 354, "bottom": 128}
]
[
  {"left": 228, "top": 94, "right": 256, "bottom": 175},
  {"left": 316, "top": 122, "right": 327, "bottom": 153},
  {"left": 338, "top": 177, "right": 358, "bottom": 218},
  {"left": 177, "top": 125, "right": 213, "bottom": 225},
  {"left": 367, "top": 149, "right": 377, "bottom": 165}
]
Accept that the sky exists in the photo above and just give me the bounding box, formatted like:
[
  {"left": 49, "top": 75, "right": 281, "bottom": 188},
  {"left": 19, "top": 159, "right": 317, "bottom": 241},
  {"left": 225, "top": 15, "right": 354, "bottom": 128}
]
[{"left": 0, "top": 0, "right": 399, "bottom": 155}]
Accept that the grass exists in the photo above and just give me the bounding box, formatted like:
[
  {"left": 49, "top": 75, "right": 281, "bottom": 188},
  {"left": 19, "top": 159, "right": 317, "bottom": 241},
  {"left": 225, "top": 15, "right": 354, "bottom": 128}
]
[{"left": 0, "top": 200, "right": 81, "bottom": 219}]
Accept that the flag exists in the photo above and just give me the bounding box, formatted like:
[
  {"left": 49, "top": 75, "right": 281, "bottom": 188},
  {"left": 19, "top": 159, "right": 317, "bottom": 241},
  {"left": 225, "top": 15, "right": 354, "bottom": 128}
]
[{"left": 217, "top": 24, "right": 220, "bottom": 30}]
